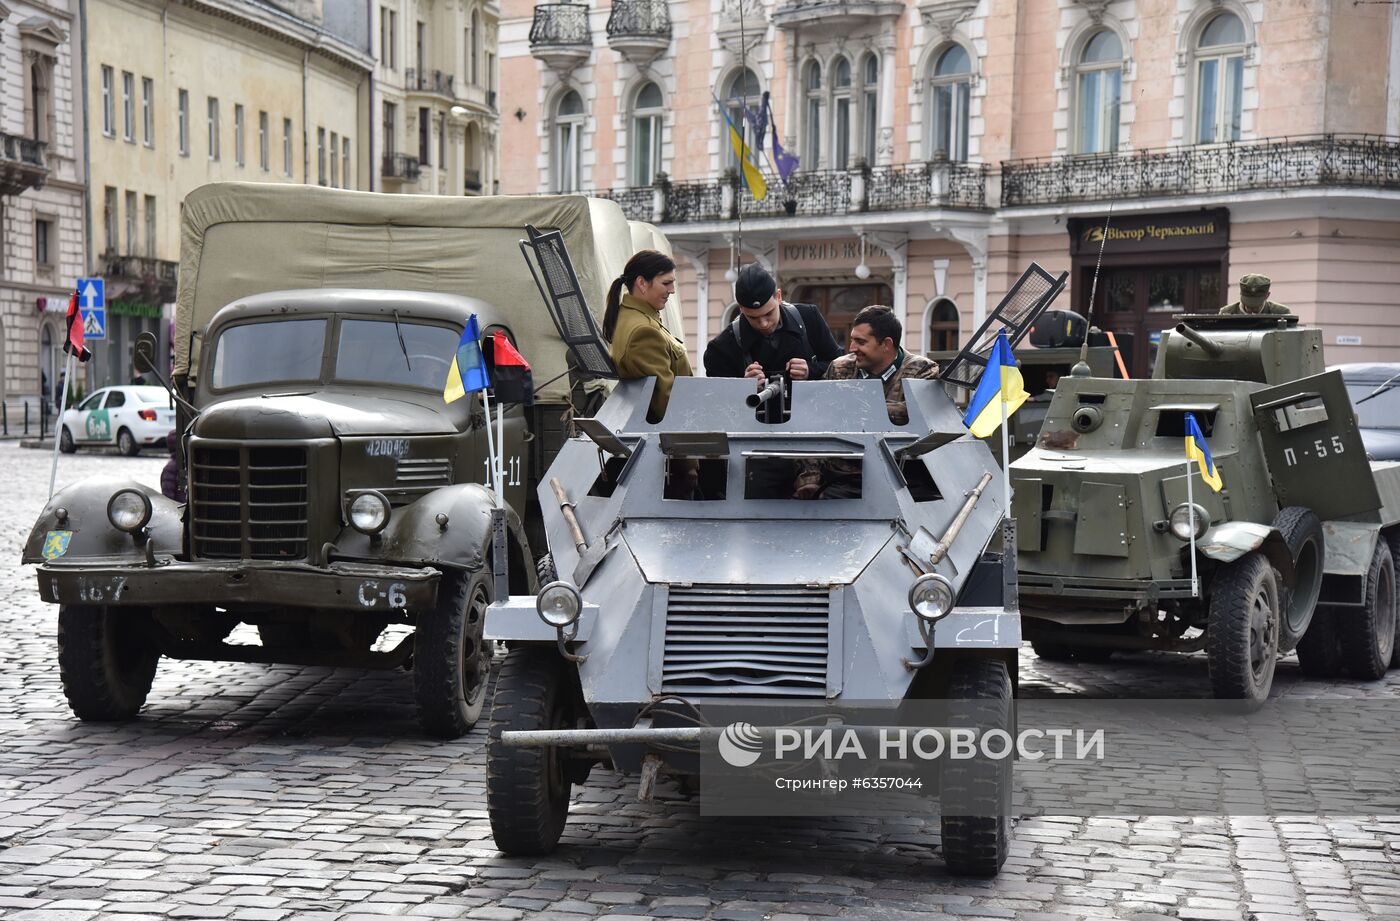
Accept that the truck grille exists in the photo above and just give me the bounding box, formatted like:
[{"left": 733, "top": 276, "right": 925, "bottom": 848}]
[
  {"left": 191, "top": 446, "right": 310, "bottom": 560},
  {"left": 662, "top": 585, "right": 831, "bottom": 697}
]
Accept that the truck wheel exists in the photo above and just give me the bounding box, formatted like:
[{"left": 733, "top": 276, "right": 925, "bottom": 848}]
[
  {"left": 940, "top": 658, "right": 1012, "bottom": 877},
  {"left": 1030, "top": 639, "right": 1076, "bottom": 662},
  {"left": 117, "top": 427, "right": 139, "bottom": 456},
  {"left": 487, "top": 646, "right": 573, "bottom": 856},
  {"left": 1206, "top": 552, "right": 1279, "bottom": 708},
  {"left": 1294, "top": 608, "right": 1343, "bottom": 678},
  {"left": 1273, "top": 508, "right": 1325, "bottom": 653},
  {"left": 536, "top": 553, "right": 557, "bottom": 584},
  {"left": 1388, "top": 531, "right": 1400, "bottom": 669},
  {"left": 59, "top": 426, "right": 76, "bottom": 454},
  {"left": 57, "top": 604, "right": 160, "bottom": 720},
  {"left": 414, "top": 568, "right": 492, "bottom": 738},
  {"left": 1333, "top": 539, "right": 1395, "bottom": 681}
]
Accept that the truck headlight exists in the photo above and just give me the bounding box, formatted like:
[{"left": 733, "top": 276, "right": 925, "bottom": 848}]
[
  {"left": 908, "top": 573, "right": 955, "bottom": 623},
  {"left": 1169, "top": 503, "right": 1209, "bottom": 541},
  {"left": 536, "top": 581, "right": 582, "bottom": 628},
  {"left": 107, "top": 489, "right": 152, "bottom": 533},
  {"left": 347, "top": 491, "right": 391, "bottom": 535}
]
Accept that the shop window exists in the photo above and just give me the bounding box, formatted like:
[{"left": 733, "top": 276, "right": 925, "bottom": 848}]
[
  {"left": 1075, "top": 30, "right": 1122, "bottom": 154},
  {"left": 803, "top": 60, "right": 822, "bottom": 168},
  {"left": 553, "top": 90, "right": 584, "bottom": 192},
  {"left": 1194, "top": 12, "right": 1245, "bottom": 144},
  {"left": 831, "top": 56, "right": 852, "bottom": 170},
  {"left": 630, "top": 82, "right": 664, "bottom": 187},
  {"left": 927, "top": 298, "right": 959, "bottom": 352},
  {"left": 929, "top": 44, "right": 971, "bottom": 162}
]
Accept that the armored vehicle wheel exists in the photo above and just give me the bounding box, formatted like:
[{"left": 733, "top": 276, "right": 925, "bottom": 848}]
[
  {"left": 414, "top": 568, "right": 492, "bottom": 738},
  {"left": 1273, "top": 508, "right": 1325, "bottom": 653},
  {"left": 1294, "top": 609, "right": 1344, "bottom": 678},
  {"left": 940, "top": 658, "right": 1012, "bottom": 877},
  {"left": 1206, "top": 552, "right": 1279, "bottom": 708},
  {"left": 1388, "top": 531, "right": 1400, "bottom": 669},
  {"left": 57, "top": 604, "right": 160, "bottom": 720},
  {"left": 1030, "top": 639, "right": 1076, "bottom": 662},
  {"left": 1332, "top": 539, "right": 1395, "bottom": 681},
  {"left": 117, "top": 427, "right": 139, "bottom": 456},
  {"left": 487, "top": 646, "right": 573, "bottom": 856},
  {"left": 59, "top": 426, "right": 75, "bottom": 454}
]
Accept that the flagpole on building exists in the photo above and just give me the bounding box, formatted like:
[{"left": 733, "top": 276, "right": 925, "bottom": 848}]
[
  {"left": 48, "top": 352, "right": 75, "bottom": 498},
  {"left": 1186, "top": 458, "right": 1198, "bottom": 598}
]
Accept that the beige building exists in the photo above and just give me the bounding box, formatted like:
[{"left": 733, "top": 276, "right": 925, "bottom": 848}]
[
  {"left": 1, "top": 0, "right": 84, "bottom": 422},
  {"left": 83, "top": 0, "right": 374, "bottom": 389},
  {"left": 500, "top": 0, "right": 1400, "bottom": 372},
  {"left": 374, "top": 0, "right": 501, "bottom": 197}
]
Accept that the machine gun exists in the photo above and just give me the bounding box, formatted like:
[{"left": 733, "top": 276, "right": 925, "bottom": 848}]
[{"left": 746, "top": 372, "right": 791, "bottom": 424}]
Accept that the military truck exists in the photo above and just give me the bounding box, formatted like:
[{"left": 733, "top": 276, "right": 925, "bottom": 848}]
[
  {"left": 1012, "top": 314, "right": 1400, "bottom": 704},
  {"left": 22, "top": 183, "right": 683, "bottom": 738}
]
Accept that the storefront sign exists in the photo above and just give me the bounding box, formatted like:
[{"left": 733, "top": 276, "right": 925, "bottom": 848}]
[
  {"left": 780, "top": 237, "right": 891, "bottom": 270},
  {"left": 109, "top": 300, "right": 164, "bottom": 318},
  {"left": 1335, "top": 335, "right": 1362, "bottom": 346},
  {"left": 1069, "top": 209, "right": 1229, "bottom": 255}
]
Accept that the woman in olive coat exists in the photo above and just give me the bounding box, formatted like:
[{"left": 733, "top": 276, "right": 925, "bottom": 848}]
[{"left": 604, "top": 250, "right": 692, "bottom": 422}]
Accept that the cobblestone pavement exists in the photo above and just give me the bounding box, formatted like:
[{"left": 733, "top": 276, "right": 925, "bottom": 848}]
[{"left": 1, "top": 442, "right": 1397, "bottom": 921}]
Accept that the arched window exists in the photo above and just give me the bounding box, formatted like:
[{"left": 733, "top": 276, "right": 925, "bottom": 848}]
[
  {"left": 927, "top": 299, "right": 959, "bottom": 352},
  {"left": 803, "top": 60, "right": 823, "bottom": 168},
  {"left": 861, "top": 54, "right": 879, "bottom": 164},
  {"left": 1075, "top": 30, "right": 1122, "bottom": 154},
  {"left": 723, "top": 68, "right": 761, "bottom": 171},
  {"left": 553, "top": 90, "right": 584, "bottom": 193},
  {"left": 1194, "top": 12, "right": 1245, "bottom": 144},
  {"left": 831, "top": 57, "right": 852, "bottom": 169},
  {"left": 929, "top": 45, "right": 971, "bottom": 162},
  {"left": 469, "top": 8, "right": 481, "bottom": 85},
  {"left": 630, "top": 82, "right": 664, "bottom": 186}
]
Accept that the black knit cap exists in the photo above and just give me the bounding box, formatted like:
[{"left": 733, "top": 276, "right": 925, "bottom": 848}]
[{"left": 734, "top": 263, "right": 777, "bottom": 310}]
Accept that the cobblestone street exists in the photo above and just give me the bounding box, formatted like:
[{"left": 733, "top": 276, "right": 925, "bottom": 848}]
[{"left": 1, "top": 441, "right": 1397, "bottom": 921}]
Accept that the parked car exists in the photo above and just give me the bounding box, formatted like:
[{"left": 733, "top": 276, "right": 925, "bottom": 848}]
[
  {"left": 58, "top": 385, "right": 175, "bottom": 455},
  {"left": 1334, "top": 362, "right": 1400, "bottom": 461}
]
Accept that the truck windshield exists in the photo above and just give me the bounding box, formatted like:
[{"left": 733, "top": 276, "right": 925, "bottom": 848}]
[
  {"left": 1345, "top": 382, "right": 1400, "bottom": 430},
  {"left": 336, "top": 319, "right": 461, "bottom": 390},
  {"left": 212, "top": 319, "right": 328, "bottom": 389}
]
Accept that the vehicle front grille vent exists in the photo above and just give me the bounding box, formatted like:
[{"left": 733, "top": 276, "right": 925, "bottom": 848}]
[
  {"left": 390, "top": 458, "right": 452, "bottom": 505},
  {"left": 662, "top": 585, "right": 830, "bottom": 697},
  {"left": 191, "top": 445, "right": 309, "bottom": 560}
]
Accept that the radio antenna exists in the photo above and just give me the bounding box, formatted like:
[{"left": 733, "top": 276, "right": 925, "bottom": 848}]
[{"left": 1071, "top": 201, "right": 1113, "bottom": 378}]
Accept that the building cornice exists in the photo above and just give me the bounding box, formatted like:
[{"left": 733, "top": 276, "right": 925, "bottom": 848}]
[{"left": 176, "top": 0, "right": 375, "bottom": 73}]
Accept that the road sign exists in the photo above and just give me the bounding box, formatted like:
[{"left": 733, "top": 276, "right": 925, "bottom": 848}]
[{"left": 77, "top": 278, "right": 106, "bottom": 341}]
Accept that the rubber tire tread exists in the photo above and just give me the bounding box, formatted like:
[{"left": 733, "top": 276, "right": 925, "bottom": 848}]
[
  {"left": 1389, "top": 531, "right": 1400, "bottom": 669},
  {"left": 1334, "top": 539, "right": 1395, "bottom": 681},
  {"left": 536, "top": 553, "right": 557, "bottom": 585},
  {"left": 59, "top": 426, "right": 75, "bottom": 453},
  {"left": 57, "top": 604, "right": 159, "bottom": 720},
  {"left": 939, "top": 658, "right": 1012, "bottom": 878},
  {"left": 117, "top": 427, "right": 139, "bottom": 456},
  {"left": 414, "top": 568, "right": 492, "bottom": 739},
  {"left": 1294, "top": 607, "right": 1344, "bottom": 678},
  {"left": 487, "top": 646, "right": 572, "bottom": 856},
  {"left": 1206, "top": 552, "right": 1279, "bottom": 708},
  {"left": 1272, "top": 507, "right": 1325, "bottom": 653}
]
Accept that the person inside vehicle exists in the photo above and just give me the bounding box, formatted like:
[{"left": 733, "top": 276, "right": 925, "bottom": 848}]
[
  {"left": 604, "top": 249, "right": 690, "bottom": 423},
  {"left": 703, "top": 262, "right": 843, "bottom": 385},
  {"left": 1219, "top": 273, "right": 1290, "bottom": 315},
  {"left": 795, "top": 306, "right": 939, "bottom": 499}
]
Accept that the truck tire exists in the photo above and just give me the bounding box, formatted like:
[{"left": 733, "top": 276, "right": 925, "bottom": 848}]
[
  {"left": 1206, "top": 552, "right": 1279, "bottom": 708},
  {"left": 487, "top": 646, "right": 572, "bottom": 856},
  {"left": 1293, "top": 608, "right": 1343, "bottom": 678},
  {"left": 1388, "top": 531, "right": 1400, "bottom": 669},
  {"left": 57, "top": 604, "right": 160, "bottom": 720},
  {"left": 117, "top": 427, "right": 139, "bottom": 456},
  {"left": 536, "top": 553, "right": 557, "bottom": 585},
  {"left": 59, "top": 426, "right": 75, "bottom": 454},
  {"left": 940, "top": 658, "right": 1012, "bottom": 877},
  {"left": 1333, "top": 539, "right": 1395, "bottom": 681},
  {"left": 414, "top": 568, "right": 492, "bottom": 738},
  {"left": 1272, "top": 507, "right": 1325, "bottom": 654},
  {"left": 1030, "top": 638, "right": 1114, "bottom": 663}
]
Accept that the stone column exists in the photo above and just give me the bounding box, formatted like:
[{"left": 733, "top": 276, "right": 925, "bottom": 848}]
[
  {"left": 676, "top": 245, "right": 712, "bottom": 372},
  {"left": 785, "top": 36, "right": 801, "bottom": 153},
  {"left": 972, "top": 257, "right": 988, "bottom": 331},
  {"left": 877, "top": 26, "right": 897, "bottom": 166}
]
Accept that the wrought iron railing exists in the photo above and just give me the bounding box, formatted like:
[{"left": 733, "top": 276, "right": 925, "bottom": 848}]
[
  {"left": 606, "top": 0, "right": 672, "bottom": 38},
  {"left": 603, "top": 186, "right": 656, "bottom": 221},
  {"left": 662, "top": 180, "right": 725, "bottom": 223},
  {"left": 104, "top": 254, "right": 179, "bottom": 286},
  {"left": 381, "top": 153, "right": 421, "bottom": 181},
  {"left": 1001, "top": 134, "right": 1400, "bottom": 206},
  {"left": 530, "top": 3, "right": 591, "bottom": 46},
  {"left": 405, "top": 68, "right": 454, "bottom": 96}
]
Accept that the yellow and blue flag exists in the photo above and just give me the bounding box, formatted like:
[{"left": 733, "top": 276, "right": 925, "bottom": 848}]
[
  {"left": 964, "top": 330, "right": 1028, "bottom": 438},
  {"left": 444, "top": 314, "right": 490, "bottom": 404},
  {"left": 717, "top": 98, "right": 768, "bottom": 201},
  {"left": 1184, "top": 412, "right": 1223, "bottom": 492}
]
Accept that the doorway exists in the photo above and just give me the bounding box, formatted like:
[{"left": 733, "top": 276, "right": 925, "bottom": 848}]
[
  {"left": 1085, "top": 263, "right": 1223, "bottom": 375},
  {"left": 788, "top": 282, "right": 893, "bottom": 348}
]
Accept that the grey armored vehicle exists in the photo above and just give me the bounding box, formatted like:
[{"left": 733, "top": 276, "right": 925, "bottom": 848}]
[
  {"left": 22, "top": 184, "right": 682, "bottom": 738},
  {"left": 480, "top": 234, "right": 1067, "bottom": 875},
  {"left": 1012, "top": 314, "right": 1400, "bottom": 704}
]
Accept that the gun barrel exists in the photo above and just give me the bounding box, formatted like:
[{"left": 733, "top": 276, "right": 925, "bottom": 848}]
[
  {"left": 1173, "top": 322, "right": 1224, "bottom": 358},
  {"left": 747, "top": 379, "right": 783, "bottom": 408}
]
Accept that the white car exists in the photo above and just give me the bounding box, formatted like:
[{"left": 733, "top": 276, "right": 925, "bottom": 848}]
[{"left": 59, "top": 385, "right": 175, "bottom": 456}]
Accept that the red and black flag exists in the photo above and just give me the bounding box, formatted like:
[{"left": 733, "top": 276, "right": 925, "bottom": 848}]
[
  {"left": 486, "top": 330, "right": 533, "bottom": 406},
  {"left": 63, "top": 290, "right": 91, "bottom": 362}
]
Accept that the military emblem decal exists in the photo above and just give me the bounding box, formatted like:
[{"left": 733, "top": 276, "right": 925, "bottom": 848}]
[{"left": 42, "top": 530, "right": 74, "bottom": 560}]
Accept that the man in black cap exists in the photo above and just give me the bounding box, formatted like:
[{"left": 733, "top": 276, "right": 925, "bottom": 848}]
[{"left": 703, "top": 263, "right": 842, "bottom": 383}]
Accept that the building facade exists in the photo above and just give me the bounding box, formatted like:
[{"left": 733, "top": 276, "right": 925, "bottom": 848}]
[
  {"left": 499, "top": 0, "right": 1400, "bottom": 373},
  {"left": 1, "top": 0, "right": 85, "bottom": 422},
  {"left": 374, "top": 0, "right": 501, "bottom": 198}
]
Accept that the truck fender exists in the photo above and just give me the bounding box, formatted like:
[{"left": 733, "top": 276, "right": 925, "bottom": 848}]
[
  {"left": 1198, "top": 521, "right": 1295, "bottom": 586},
  {"left": 23, "top": 477, "right": 183, "bottom": 565}
]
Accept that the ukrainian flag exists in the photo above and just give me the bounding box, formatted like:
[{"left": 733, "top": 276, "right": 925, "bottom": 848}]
[
  {"left": 963, "top": 330, "right": 1029, "bottom": 438},
  {"left": 444, "top": 314, "right": 490, "bottom": 404},
  {"left": 718, "top": 102, "right": 768, "bottom": 201},
  {"left": 1184, "top": 412, "right": 1223, "bottom": 492}
]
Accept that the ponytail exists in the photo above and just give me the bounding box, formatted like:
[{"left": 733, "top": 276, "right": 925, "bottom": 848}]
[
  {"left": 603, "top": 275, "right": 628, "bottom": 341},
  {"left": 603, "top": 249, "right": 676, "bottom": 342}
]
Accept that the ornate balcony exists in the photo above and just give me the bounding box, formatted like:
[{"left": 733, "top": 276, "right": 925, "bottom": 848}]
[
  {"left": 529, "top": 3, "right": 591, "bottom": 77},
  {"left": 0, "top": 132, "right": 48, "bottom": 197},
  {"left": 405, "top": 68, "right": 455, "bottom": 97},
  {"left": 606, "top": 0, "right": 671, "bottom": 68},
  {"left": 381, "top": 152, "right": 422, "bottom": 182},
  {"left": 102, "top": 253, "right": 179, "bottom": 300},
  {"left": 1000, "top": 134, "right": 1400, "bottom": 207},
  {"left": 771, "top": 0, "right": 905, "bottom": 32}
]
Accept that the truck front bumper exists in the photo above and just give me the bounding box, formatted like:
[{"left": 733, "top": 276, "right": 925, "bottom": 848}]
[
  {"left": 1019, "top": 572, "right": 1197, "bottom": 604},
  {"left": 36, "top": 559, "right": 441, "bottom": 612}
]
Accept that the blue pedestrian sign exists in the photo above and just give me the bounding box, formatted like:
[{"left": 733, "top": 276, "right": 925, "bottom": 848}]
[{"left": 77, "top": 278, "right": 106, "bottom": 341}]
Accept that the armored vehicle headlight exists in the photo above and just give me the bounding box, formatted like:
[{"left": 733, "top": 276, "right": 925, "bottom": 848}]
[
  {"left": 107, "top": 489, "right": 152, "bottom": 533},
  {"left": 908, "top": 573, "right": 956, "bottom": 623},
  {"left": 536, "top": 581, "right": 582, "bottom": 628},
  {"left": 1169, "top": 503, "right": 1210, "bottom": 541},
  {"left": 348, "top": 491, "right": 392, "bottom": 535}
]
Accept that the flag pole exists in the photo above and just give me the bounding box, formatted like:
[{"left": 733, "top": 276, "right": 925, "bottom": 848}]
[
  {"left": 1000, "top": 383, "right": 1011, "bottom": 523},
  {"left": 494, "top": 395, "right": 505, "bottom": 507},
  {"left": 481, "top": 387, "right": 499, "bottom": 504},
  {"left": 1186, "top": 458, "right": 1198, "bottom": 598},
  {"left": 48, "top": 351, "right": 75, "bottom": 499}
]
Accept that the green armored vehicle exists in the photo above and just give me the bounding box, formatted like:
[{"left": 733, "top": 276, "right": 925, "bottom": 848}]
[
  {"left": 1012, "top": 314, "right": 1400, "bottom": 704},
  {"left": 22, "top": 183, "right": 683, "bottom": 737}
]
